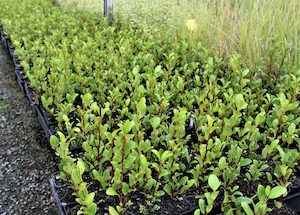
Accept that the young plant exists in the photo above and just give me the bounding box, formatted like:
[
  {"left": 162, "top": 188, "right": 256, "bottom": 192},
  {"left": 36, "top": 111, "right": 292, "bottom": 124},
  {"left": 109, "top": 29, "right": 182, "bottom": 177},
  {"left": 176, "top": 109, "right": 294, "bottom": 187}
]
[
  {"left": 194, "top": 174, "right": 221, "bottom": 215},
  {"left": 241, "top": 185, "right": 287, "bottom": 215},
  {"left": 106, "top": 120, "right": 137, "bottom": 214}
]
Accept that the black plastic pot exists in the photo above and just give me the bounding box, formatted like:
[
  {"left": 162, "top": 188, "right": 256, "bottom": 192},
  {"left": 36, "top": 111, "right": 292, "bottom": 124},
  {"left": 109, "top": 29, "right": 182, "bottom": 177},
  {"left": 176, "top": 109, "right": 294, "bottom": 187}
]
[
  {"left": 12, "top": 53, "right": 20, "bottom": 68},
  {"left": 23, "top": 81, "right": 37, "bottom": 113},
  {"left": 14, "top": 69, "right": 24, "bottom": 93},
  {"left": 15, "top": 67, "right": 27, "bottom": 81},
  {"left": 284, "top": 186, "right": 300, "bottom": 214},
  {"left": 37, "top": 104, "right": 56, "bottom": 128},
  {"left": 2, "top": 34, "right": 8, "bottom": 48},
  {"left": 50, "top": 178, "right": 68, "bottom": 215},
  {"left": 0, "top": 32, "right": 5, "bottom": 43},
  {"left": 284, "top": 192, "right": 300, "bottom": 213},
  {"left": 7, "top": 41, "right": 14, "bottom": 60},
  {"left": 36, "top": 106, "right": 54, "bottom": 139}
]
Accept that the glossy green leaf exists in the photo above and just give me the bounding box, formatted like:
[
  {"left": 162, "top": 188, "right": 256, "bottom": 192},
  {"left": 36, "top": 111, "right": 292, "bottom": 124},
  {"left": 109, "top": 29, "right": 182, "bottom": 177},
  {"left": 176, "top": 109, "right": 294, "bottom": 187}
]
[
  {"left": 269, "top": 186, "right": 287, "bottom": 199},
  {"left": 208, "top": 174, "right": 221, "bottom": 192},
  {"left": 106, "top": 187, "right": 119, "bottom": 196},
  {"left": 50, "top": 135, "right": 59, "bottom": 149}
]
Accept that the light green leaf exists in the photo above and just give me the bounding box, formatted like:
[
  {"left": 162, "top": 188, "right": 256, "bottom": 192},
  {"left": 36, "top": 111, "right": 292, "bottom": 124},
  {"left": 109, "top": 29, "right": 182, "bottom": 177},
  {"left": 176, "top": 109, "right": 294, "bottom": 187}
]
[
  {"left": 109, "top": 206, "right": 119, "bottom": 215},
  {"left": 140, "top": 154, "right": 148, "bottom": 167},
  {"left": 194, "top": 209, "right": 200, "bottom": 215},
  {"left": 208, "top": 174, "right": 221, "bottom": 192},
  {"left": 218, "top": 157, "right": 227, "bottom": 170},
  {"left": 151, "top": 116, "right": 161, "bottom": 129},
  {"left": 152, "top": 149, "right": 160, "bottom": 160},
  {"left": 125, "top": 155, "right": 136, "bottom": 169},
  {"left": 240, "top": 158, "right": 252, "bottom": 167},
  {"left": 288, "top": 123, "right": 296, "bottom": 134},
  {"left": 88, "top": 203, "right": 97, "bottom": 215},
  {"left": 132, "top": 65, "right": 140, "bottom": 76},
  {"left": 90, "top": 102, "right": 100, "bottom": 114},
  {"left": 122, "top": 120, "right": 135, "bottom": 134},
  {"left": 50, "top": 135, "right": 59, "bottom": 149},
  {"left": 66, "top": 93, "right": 78, "bottom": 104},
  {"left": 140, "top": 140, "right": 151, "bottom": 152},
  {"left": 137, "top": 97, "right": 146, "bottom": 118},
  {"left": 71, "top": 169, "right": 81, "bottom": 185},
  {"left": 154, "top": 65, "right": 163, "bottom": 77},
  {"left": 241, "top": 202, "right": 253, "bottom": 215},
  {"left": 235, "top": 94, "right": 248, "bottom": 110},
  {"left": 207, "top": 115, "right": 214, "bottom": 127},
  {"left": 82, "top": 93, "right": 93, "bottom": 107},
  {"left": 198, "top": 199, "right": 206, "bottom": 214},
  {"left": 255, "top": 111, "right": 265, "bottom": 126},
  {"left": 106, "top": 187, "right": 119, "bottom": 196},
  {"left": 122, "top": 182, "right": 130, "bottom": 195},
  {"left": 164, "top": 184, "right": 172, "bottom": 196},
  {"left": 269, "top": 186, "right": 287, "bottom": 199},
  {"left": 161, "top": 151, "right": 172, "bottom": 163},
  {"left": 85, "top": 192, "right": 95, "bottom": 206},
  {"left": 257, "top": 185, "right": 266, "bottom": 201},
  {"left": 242, "top": 69, "right": 250, "bottom": 77},
  {"left": 186, "top": 179, "right": 195, "bottom": 189},
  {"left": 77, "top": 160, "right": 85, "bottom": 175},
  {"left": 129, "top": 174, "right": 136, "bottom": 187}
]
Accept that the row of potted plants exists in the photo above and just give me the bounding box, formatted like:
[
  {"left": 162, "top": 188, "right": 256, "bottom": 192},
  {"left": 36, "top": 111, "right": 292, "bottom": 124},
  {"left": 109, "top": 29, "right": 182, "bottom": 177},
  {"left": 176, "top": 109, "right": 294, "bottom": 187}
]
[{"left": 0, "top": 0, "right": 299, "bottom": 214}]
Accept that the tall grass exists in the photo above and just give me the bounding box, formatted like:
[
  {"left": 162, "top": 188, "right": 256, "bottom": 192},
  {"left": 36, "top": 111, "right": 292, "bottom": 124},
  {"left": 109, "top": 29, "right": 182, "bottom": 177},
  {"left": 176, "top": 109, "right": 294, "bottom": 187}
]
[
  {"left": 55, "top": 0, "right": 300, "bottom": 76},
  {"left": 194, "top": 0, "right": 300, "bottom": 77}
]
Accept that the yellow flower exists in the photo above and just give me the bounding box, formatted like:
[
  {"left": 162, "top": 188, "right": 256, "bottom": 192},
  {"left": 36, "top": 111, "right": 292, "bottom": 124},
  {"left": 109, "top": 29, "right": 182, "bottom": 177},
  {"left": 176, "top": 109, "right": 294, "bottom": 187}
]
[{"left": 186, "top": 19, "right": 197, "bottom": 32}]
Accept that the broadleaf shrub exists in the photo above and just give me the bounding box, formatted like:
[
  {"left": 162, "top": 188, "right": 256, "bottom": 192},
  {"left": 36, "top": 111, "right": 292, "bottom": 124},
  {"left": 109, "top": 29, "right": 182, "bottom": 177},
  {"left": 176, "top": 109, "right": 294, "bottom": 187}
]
[{"left": 0, "top": 0, "right": 299, "bottom": 214}]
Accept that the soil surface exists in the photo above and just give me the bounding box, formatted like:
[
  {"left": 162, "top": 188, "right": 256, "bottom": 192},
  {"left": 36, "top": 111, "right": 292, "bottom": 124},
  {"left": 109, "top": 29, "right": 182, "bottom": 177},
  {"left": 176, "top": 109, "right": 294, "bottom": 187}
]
[{"left": 0, "top": 41, "right": 58, "bottom": 214}]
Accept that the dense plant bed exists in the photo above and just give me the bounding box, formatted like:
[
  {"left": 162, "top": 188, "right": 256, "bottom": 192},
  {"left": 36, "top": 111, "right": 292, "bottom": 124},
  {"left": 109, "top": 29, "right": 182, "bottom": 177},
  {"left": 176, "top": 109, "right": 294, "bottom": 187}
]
[{"left": 1, "top": 0, "right": 300, "bottom": 214}]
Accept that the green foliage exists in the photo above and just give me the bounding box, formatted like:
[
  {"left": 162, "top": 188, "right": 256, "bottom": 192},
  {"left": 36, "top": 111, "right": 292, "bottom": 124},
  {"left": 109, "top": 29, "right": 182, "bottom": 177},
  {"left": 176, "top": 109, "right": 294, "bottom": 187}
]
[
  {"left": 241, "top": 185, "right": 287, "bottom": 215},
  {"left": 0, "top": 0, "right": 299, "bottom": 214}
]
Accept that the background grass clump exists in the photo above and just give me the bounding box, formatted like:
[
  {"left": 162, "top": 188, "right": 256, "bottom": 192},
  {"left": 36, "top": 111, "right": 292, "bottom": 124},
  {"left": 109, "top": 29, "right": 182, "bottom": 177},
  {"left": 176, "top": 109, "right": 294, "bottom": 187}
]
[{"left": 56, "top": 0, "right": 300, "bottom": 79}]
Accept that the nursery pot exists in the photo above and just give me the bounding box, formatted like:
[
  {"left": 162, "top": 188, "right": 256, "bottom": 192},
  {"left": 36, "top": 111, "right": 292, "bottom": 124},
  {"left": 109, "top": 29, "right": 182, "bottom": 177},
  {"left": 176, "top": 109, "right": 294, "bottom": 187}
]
[
  {"left": 284, "top": 186, "right": 300, "bottom": 213},
  {"left": 50, "top": 178, "right": 68, "bottom": 215},
  {"left": 14, "top": 69, "right": 24, "bottom": 93},
  {"left": 36, "top": 106, "right": 53, "bottom": 140},
  {"left": 23, "top": 81, "right": 37, "bottom": 114}
]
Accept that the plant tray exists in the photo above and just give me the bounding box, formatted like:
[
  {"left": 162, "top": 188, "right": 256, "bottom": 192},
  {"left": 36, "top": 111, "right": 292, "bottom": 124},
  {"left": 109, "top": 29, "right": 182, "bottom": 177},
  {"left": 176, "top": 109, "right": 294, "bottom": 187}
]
[
  {"left": 23, "top": 81, "right": 37, "bottom": 112},
  {"left": 49, "top": 176, "right": 223, "bottom": 215},
  {"left": 50, "top": 178, "right": 69, "bottom": 215},
  {"left": 15, "top": 70, "right": 24, "bottom": 92},
  {"left": 37, "top": 104, "right": 57, "bottom": 127},
  {"left": 36, "top": 105, "right": 55, "bottom": 139},
  {"left": 284, "top": 186, "right": 300, "bottom": 213}
]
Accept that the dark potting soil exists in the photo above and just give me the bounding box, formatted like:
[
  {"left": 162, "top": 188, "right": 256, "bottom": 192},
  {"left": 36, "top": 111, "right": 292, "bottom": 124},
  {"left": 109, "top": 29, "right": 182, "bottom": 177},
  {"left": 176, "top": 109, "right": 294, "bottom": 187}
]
[
  {"left": 0, "top": 41, "right": 58, "bottom": 214},
  {"left": 54, "top": 174, "right": 300, "bottom": 215},
  {"left": 52, "top": 175, "right": 199, "bottom": 215}
]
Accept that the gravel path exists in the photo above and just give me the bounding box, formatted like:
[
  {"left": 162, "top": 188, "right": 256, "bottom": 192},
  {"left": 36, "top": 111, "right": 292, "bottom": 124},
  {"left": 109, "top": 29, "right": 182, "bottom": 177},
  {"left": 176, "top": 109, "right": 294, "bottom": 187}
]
[{"left": 0, "top": 41, "right": 58, "bottom": 214}]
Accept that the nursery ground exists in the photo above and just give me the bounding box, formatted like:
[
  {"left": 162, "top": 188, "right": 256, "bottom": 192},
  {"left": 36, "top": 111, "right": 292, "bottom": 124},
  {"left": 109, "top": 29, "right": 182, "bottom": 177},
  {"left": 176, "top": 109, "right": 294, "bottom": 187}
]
[{"left": 0, "top": 41, "right": 58, "bottom": 214}]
